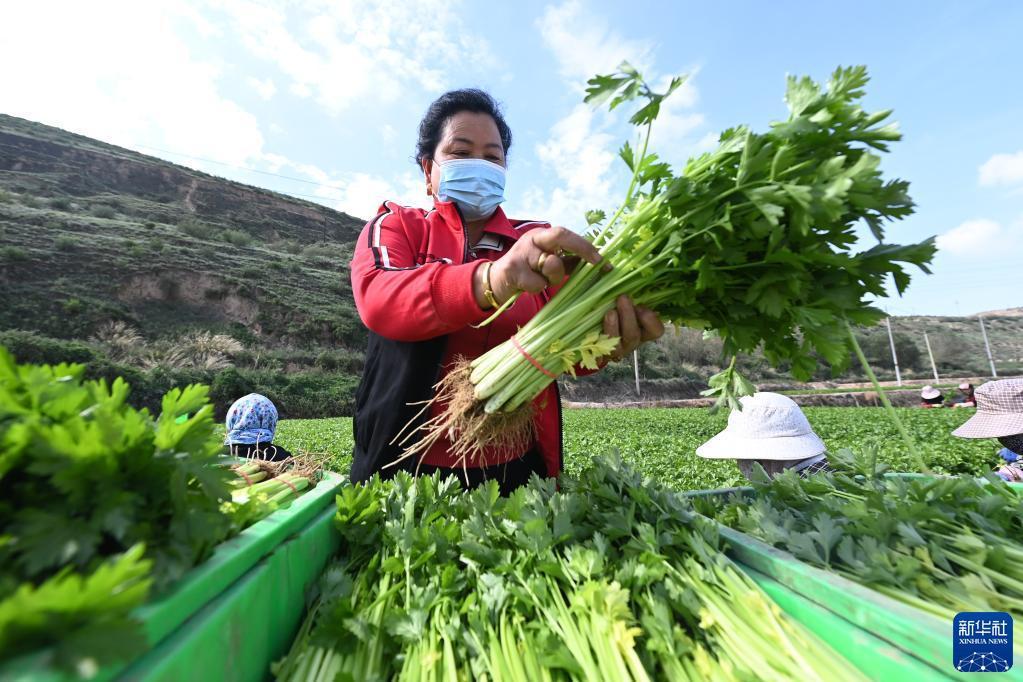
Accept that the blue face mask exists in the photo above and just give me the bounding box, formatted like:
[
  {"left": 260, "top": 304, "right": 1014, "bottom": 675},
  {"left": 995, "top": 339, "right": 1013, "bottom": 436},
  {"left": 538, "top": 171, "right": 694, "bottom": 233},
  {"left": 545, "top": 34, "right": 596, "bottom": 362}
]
[{"left": 435, "top": 158, "right": 506, "bottom": 222}]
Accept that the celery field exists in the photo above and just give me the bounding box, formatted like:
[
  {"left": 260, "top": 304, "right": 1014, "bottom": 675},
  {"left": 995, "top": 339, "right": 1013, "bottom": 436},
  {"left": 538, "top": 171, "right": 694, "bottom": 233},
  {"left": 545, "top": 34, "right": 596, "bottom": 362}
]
[{"left": 276, "top": 406, "right": 998, "bottom": 492}]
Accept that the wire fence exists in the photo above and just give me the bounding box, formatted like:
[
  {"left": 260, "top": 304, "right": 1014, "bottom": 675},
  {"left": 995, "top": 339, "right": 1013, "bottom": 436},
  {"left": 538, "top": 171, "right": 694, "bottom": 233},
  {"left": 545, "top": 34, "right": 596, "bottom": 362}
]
[
  {"left": 600, "top": 314, "right": 1023, "bottom": 402},
  {"left": 869, "top": 314, "right": 1023, "bottom": 383}
]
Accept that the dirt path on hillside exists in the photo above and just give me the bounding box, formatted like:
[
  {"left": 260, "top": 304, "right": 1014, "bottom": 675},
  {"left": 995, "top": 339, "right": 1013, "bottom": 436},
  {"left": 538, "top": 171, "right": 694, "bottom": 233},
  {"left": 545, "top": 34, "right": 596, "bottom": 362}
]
[
  {"left": 565, "top": 389, "right": 936, "bottom": 409},
  {"left": 183, "top": 178, "right": 199, "bottom": 212}
]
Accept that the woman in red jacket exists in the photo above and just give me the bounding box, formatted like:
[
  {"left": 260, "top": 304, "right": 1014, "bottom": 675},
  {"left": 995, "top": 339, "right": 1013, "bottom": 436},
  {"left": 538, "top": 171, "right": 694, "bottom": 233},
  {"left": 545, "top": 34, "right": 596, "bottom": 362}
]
[{"left": 349, "top": 89, "right": 664, "bottom": 494}]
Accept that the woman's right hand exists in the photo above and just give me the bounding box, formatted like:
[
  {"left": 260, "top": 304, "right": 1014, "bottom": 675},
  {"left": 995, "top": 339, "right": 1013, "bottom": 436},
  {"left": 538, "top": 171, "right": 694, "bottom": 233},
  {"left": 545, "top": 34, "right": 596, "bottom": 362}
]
[{"left": 474, "top": 226, "right": 607, "bottom": 308}]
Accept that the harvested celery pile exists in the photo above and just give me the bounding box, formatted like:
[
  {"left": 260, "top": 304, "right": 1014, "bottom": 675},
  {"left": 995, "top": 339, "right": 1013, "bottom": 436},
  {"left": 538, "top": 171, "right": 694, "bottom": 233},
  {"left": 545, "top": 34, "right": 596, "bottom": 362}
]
[
  {"left": 697, "top": 449, "right": 1023, "bottom": 622},
  {"left": 276, "top": 456, "right": 863, "bottom": 681},
  {"left": 0, "top": 348, "right": 313, "bottom": 672}
]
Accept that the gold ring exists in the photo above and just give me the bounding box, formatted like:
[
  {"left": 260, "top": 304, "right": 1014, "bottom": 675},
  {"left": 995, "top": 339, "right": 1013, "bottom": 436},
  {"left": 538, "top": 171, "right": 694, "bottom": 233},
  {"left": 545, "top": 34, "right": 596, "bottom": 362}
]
[{"left": 535, "top": 252, "right": 549, "bottom": 272}]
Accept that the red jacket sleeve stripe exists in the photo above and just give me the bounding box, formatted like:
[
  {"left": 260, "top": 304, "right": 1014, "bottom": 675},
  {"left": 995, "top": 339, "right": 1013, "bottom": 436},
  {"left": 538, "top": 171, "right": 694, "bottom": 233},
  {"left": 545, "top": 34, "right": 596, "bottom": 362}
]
[{"left": 351, "top": 203, "right": 489, "bottom": 342}]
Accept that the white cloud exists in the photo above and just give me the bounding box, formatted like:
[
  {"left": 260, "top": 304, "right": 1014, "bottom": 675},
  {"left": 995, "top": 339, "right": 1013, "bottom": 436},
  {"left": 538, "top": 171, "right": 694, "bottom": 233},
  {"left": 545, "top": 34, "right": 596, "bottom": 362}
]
[
  {"left": 247, "top": 76, "right": 277, "bottom": 101},
  {"left": 262, "top": 152, "right": 428, "bottom": 219},
  {"left": 314, "top": 171, "right": 428, "bottom": 220},
  {"left": 936, "top": 217, "right": 1023, "bottom": 257},
  {"left": 694, "top": 131, "right": 720, "bottom": 152},
  {"left": 289, "top": 82, "right": 313, "bottom": 98},
  {"left": 538, "top": 0, "right": 651, "bottom": 83},
  {"left": 538, "top": 106, "right": 616, "bottom": 193},
  {"left": 525, "top": 2, "right": 708, "bottom": 226},
  {"left": 176, "top": 4, "right": 224, "bottom": 39},
  {"left": 0, "top": 0, "right": 499, "bottom": 225},
  {"left": 514, "top": 104, "right": 620, "bottom": 228},
  {"left": 648, "top": 72, "right": 708, "bottom": 166},
  {"left": 212, "top": 0, "right": 496, "bottom": 115},
  {"left": 0, "top": 2, "right": 265, "bottom": 167},
  {"left": 979, "top": 150, "right": 1023, "bottom": 187}
]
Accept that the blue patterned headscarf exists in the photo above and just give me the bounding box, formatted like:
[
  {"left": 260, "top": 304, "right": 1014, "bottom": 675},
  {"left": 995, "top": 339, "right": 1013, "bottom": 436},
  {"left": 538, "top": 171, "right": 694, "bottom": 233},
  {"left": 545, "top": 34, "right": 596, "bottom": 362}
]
[{"left": 225, "top": 393, "right": 278, "bottom": 445}]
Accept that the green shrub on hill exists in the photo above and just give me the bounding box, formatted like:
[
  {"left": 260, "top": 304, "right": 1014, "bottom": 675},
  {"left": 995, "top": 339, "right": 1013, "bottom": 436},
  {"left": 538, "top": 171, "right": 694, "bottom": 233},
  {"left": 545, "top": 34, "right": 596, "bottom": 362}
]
[
  {"left": 0, "top": 331, "right": 358, "bottom": 419},
  {"left": 178, "top": 217, "right": 208, "bottom": 239},
  {"left": 238, "top": 264, "right": 261, "bottom": 279},
  {"left": 221, "top": 229, "right": 253, "bottom": 247},
  {"left": 276, "top": 239, "right": 303, "bottom": 255},
  {"left": 0, "top": 330, "right": 98, "bottom": 365},
  {"left": 0, "top": 246, "right": 27, "bottom": 262},
  {"left": 210, "top": 366, "right": 357, "bottom": 418}
]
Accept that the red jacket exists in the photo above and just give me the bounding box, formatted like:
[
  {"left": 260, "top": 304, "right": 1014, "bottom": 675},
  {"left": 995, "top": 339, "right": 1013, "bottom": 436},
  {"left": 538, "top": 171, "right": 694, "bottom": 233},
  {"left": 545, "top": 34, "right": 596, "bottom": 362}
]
[{"left": 349, "top": 198, "right": 564, "bottom": 479}]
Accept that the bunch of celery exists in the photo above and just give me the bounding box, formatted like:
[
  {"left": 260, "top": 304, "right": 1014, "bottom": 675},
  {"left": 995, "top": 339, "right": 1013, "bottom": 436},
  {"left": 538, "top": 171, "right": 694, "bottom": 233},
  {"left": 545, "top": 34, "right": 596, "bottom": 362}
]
[
  {"left": 400, "top": 64, "right": 934, "bottom": 466},
  {"left": 228, "top": 460, "right": 313, "bottom": 509},
  {"left": 229, "top": 461, "right": 268, "bottom": 487},
  {"left": 231, "top": 472, "right": 310, "bottom": 506},
  {"left": 275, "top": 455, "right": 864, "bottom": 681}
]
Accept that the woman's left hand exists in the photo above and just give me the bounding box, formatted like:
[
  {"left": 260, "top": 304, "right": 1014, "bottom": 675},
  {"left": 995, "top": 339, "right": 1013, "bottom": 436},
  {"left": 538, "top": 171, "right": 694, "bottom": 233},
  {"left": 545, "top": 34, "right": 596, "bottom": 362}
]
[{"left": 602, "top": 295, "right": 665, "bottom": 362}]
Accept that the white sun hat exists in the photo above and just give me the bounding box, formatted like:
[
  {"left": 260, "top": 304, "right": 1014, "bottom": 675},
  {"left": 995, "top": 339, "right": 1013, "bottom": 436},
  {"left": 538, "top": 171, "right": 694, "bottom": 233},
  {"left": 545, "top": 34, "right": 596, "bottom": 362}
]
[
  {"left": 696, "top": 392, "right": 826, "bottom": 461},
  {"left": 920, "top": 385, "right": 941, "bottom": 400}
]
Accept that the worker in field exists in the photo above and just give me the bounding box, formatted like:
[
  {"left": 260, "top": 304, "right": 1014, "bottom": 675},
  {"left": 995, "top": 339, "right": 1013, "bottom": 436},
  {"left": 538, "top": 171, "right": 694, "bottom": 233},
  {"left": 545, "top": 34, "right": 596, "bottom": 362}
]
[
  {"left": 950, "top": 382, "right": 977, "bottom": 408},
  {"left": 696, "top": 392, "right": 831, "bottom": 480},
  {"left": 951, "top": 378, "right": 1023, "bottom": 482},
  {"left": 994, "top": 449, "right": 1023, "bottom": 482},
  {"left": 919, "top": 385, "right": 945, "bottom": 408},
  {"left": 224, "top": 393, "right": 293, "bottom": 461},
  {"left": 347, "top": 88, "right": 663, "bottom": 494}
]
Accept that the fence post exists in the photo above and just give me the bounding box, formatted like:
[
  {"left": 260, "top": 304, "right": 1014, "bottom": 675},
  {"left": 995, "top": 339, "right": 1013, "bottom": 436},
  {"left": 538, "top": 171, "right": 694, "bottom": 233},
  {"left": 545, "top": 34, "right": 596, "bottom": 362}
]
[
  {"left": 633, "top": 350, "right": 641, "bottom": 397},
  {"left": 979, "top": 317, "right": 998, "bottom": 378},
  {"left": 923, "top": 332, "right": 939, "bottom": 382},
  {"left": 885, "top": 317, "right": 902, "bottom": 386}
]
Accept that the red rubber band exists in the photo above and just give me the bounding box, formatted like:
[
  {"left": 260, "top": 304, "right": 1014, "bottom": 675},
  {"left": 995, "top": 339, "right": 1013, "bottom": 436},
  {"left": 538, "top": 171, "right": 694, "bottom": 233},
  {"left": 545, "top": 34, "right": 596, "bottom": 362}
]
[
  {"left": 278, "top": 476, "right": 298, "bottom": 493},
  {"left": 236, "top": 467, "right": 253, "bottom": 486},
  {"left": 511, "top": 336, "right": 557, "bottom": 379}
]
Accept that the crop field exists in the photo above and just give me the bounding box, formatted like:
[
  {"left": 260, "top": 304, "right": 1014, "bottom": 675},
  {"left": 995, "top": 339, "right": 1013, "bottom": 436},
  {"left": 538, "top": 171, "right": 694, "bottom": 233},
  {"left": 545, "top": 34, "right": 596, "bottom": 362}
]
[{"left": 275, "top": 406, "right": 998, "bottom": 491}]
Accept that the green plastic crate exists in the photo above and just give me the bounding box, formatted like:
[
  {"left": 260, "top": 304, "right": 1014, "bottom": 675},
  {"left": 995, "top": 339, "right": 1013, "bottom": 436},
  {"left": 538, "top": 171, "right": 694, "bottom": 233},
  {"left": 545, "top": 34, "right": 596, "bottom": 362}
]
[
  {"left": 118, "top": 505, "right": 340, "bottom": 681},
  {"left": 721, "top": 522, "right": 1022, "bottom": 679},
  {"left": 743, "top": 567, "right": 953, "bottom": 680},
  {"left": 687, "top": 481, "right": 1023, "bottom": 680},
  {"left": 1, "top": 472, "right": 345, "bottom": 682}
]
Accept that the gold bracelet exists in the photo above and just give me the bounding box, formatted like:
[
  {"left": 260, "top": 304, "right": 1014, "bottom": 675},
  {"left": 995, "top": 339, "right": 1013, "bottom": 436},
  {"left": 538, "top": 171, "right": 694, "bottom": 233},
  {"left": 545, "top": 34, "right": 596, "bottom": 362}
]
[{"left": 481, "top": 261, "right": 500, "bottom": 309}]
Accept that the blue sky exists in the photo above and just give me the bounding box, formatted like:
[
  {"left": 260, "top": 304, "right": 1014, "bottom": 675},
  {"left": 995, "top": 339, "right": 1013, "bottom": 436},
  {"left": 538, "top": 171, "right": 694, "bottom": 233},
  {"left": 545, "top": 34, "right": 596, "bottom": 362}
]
[{"left": 2, "top": 0, "right": 1021, "bottom": 316}]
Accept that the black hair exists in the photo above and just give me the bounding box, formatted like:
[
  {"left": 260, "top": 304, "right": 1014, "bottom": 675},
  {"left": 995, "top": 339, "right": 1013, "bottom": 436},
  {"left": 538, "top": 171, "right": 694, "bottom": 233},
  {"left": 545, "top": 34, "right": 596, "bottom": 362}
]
[{"left": 415, "top": 88, "right": 512, "bottom": 165}]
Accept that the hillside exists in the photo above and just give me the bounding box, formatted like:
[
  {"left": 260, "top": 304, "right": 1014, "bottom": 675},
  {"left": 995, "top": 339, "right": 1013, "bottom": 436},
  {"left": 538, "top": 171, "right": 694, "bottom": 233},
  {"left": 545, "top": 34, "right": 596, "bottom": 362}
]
[
  {"left": 0, "top": 113, "right": 367, "bottom": 416},
  {"left": 566, "top": 309, "right": 1023, "bottom": 403},
  {"left": 975, "top": 307, "right": 1023, "bottom": 318},
  {"left": 566, "top": 311, "right": 1023, "bottom": 403},
  {"left": 1, "top": 114, "right": 1019, "bottom": 414},
  {"left": 885, "top": 314, "right": 1023, "bottom": 372}
]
